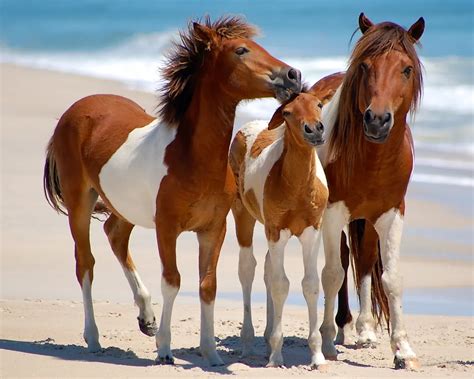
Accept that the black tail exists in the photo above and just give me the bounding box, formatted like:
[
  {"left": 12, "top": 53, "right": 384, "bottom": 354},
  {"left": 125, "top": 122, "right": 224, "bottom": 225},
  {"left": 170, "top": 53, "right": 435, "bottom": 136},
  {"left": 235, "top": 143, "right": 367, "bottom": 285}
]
[
  {"left": 43, "top": 138, "right": 110, "bottom": 219},
  {"left": 43, "top": 139, "right": 67, "bottom": 215},
  {"left": 348, "top": 219, "right": 390, "bottom": 332}
]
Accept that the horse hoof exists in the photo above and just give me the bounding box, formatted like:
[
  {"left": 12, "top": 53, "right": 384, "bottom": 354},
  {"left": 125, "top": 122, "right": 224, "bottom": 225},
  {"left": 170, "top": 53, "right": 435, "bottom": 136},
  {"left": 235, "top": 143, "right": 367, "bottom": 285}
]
[
  {"left": 311, "top": 363, "right": 329, "bottom": 372},
  {"left": 266, "top": 362, "right": 285, "bottom": 368},
  {"left": 356, "top": 340, "right": 377, "bottom": 349},
  {"left": 239, "top": 348, "right": 254, "bottom": 359},
  {"left": 156, "top": 355, "right": 175, "bottom": 365},
  {"left": 138, "top": 316, "right": 157, "bottom": 336},
  {"left": 86, "top": 342, "right": 102, "bottom": 353},
  {"left": 394, "top": 356, "right": 420, "bottom": 370}
]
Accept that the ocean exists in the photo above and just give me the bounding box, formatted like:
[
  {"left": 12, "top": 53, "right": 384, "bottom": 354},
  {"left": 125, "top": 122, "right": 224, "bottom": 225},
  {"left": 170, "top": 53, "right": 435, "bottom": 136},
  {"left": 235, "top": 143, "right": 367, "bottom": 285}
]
[
  {"left": 1, "top": 0, "right": 472, "bottom": 315},
  {"left": 1, "top": 0, "right": 472, "bottom": 191}
]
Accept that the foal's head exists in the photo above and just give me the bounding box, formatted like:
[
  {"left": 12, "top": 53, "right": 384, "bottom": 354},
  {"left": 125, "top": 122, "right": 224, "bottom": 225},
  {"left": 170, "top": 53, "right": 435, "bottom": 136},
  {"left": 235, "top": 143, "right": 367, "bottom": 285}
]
[
  {"left": 269, "top": 92, "right": 326, "bottom": 147},
  {"left": 349, "top": 13, "right": 424, "bottom": 143},
  {"left": 159, "top": 16, "right": 302, "bottom": 125}
]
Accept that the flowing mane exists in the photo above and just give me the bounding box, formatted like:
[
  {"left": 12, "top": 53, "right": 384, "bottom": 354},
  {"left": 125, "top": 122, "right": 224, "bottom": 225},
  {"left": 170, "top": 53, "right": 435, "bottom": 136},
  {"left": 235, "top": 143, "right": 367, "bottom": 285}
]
[
  {"left": 328, "top": 21, "right": 423, "bottom": 179},
  {"left": 158, "top": 16, "right": 258, "bottom": 126}
]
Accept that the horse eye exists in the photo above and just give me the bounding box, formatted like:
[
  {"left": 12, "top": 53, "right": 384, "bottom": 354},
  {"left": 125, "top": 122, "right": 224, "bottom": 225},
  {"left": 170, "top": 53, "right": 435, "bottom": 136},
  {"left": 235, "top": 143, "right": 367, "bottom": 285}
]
[
  {"left": 403, "top": 66, "right": 413, "bottom": 78},
  {"left": 360, "top": 62, "right": 369, "bottom": 72},
  {"left": 317, "top": 103, "right": 323, "bottom": 109},
  {"left": 235, "top": 47, "right": 249, "bottom": 56}
]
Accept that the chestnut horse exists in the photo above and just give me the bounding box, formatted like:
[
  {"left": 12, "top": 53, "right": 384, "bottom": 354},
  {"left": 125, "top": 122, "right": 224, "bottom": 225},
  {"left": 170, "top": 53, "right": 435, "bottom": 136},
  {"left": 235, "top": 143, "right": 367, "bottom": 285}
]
[
  {"left": 43, "top": 16, "right": 301, "bottom": 366},
  {"left": 314, "top": 14, "right": 424, "bottom": 369},
  {"left": 229, "top": 91, "right": 331, "bottom": 369}
]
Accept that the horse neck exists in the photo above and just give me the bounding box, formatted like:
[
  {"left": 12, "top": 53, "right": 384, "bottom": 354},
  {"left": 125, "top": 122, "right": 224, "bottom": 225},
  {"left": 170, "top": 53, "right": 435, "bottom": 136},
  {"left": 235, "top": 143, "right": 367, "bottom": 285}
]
[
  {"left": 180, "top": 78, "right": 237, "bottom": 173},
  {"left": 281, "top": 126, "right": 315, "bottom": 185}
]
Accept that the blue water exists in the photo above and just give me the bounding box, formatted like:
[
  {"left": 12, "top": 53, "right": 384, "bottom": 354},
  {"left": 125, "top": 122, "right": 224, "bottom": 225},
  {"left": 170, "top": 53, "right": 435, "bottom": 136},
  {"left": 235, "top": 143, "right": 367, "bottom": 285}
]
[
  {"left": 1, "top": 0, "right": 473, "bottom": 57},
  {"left": 182, "top": 287, "right": 474, "bottom": 316},
  {"left": 1, "top": 0, "right": 473, "bottom": 187}
]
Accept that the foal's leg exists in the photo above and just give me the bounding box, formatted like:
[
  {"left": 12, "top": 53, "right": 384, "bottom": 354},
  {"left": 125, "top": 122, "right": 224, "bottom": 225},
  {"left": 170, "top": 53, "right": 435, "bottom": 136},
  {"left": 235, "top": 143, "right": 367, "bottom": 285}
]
[
  {"left": 197, "top": 222, "right": 227, "bottom": 366},
  {"left": 155, "top": 223, "right": 180, "bottom": 364},
  {"left": 104, "top": 214, "right": 156, "bottom": 336},
  {"left": 335, "top": 231, "right": 353, "bottom": 345},
  {"left": 66, "top": 188, "right": 101, "bottom": 352},
  {"left": 355, "top": 223, "right": 379, "bottom": 347},
  {"left": 374, "top": 208, "right": 418, "bottom": 369},
  {"left": 231, "top": 202, "right": 257, "bottom": 357},
  {"left": 320, "top": 202, "right": 349, "bottom": 360},
  {"left": 263, "top": 250, "right": 274, "bottom": 353},
  {"left": 299, "top": 226, "right": 326, "bottom": 370},
  {"left": 266, "top": 227, "right": 291, "bottom": 367}
]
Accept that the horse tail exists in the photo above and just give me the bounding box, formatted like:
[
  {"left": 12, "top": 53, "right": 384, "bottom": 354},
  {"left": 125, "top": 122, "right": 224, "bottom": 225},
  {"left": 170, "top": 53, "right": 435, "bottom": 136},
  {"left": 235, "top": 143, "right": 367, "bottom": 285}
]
[
  {"left": 348, "top": 219, "right": 390, "bottom": 332},
  {"left": 43, "top": 138, "right": 68, "bottom": 215},
  {"left": 43, "top": 136, "right": 111, "bottom": 219}
]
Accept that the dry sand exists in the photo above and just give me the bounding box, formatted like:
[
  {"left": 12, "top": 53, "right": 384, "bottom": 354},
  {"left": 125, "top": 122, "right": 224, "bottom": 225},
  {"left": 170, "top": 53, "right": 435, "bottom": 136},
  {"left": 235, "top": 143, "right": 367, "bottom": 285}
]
[{"left": 1, "top": 63, "right": 473, "bottom": 377}]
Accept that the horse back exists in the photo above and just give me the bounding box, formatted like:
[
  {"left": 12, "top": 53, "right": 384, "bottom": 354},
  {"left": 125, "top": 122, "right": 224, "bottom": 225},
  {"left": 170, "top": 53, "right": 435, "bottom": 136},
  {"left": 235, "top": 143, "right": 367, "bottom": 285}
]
[{"left": 52, "top": 94, "right": 155, "bottom": 181}]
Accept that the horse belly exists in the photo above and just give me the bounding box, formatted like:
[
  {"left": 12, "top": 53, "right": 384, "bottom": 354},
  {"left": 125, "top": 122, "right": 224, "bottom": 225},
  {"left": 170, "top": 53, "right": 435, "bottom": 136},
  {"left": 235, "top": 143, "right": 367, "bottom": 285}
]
[{"left": 99, "top": 120, "right": 177, "bottom": 228}]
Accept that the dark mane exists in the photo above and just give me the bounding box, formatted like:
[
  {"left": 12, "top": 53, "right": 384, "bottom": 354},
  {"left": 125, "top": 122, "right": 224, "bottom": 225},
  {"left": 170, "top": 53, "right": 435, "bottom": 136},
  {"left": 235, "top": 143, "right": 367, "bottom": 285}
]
[
  {"left": 328, "top": 21, "right": 423, "bottom": 180},
  {"left": 158, "top": 15, "right": 258, "bottom": 126}
]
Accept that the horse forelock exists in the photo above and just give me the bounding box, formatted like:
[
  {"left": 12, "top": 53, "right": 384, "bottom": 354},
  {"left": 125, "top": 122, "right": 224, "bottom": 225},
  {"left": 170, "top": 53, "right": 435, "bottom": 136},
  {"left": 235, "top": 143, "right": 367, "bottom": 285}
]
[
  {"left": 157, "top": 15, "right": 258, "bottom": 126},
  {"left": 327, "top": 21, "right": 423, "bottom": 183}
]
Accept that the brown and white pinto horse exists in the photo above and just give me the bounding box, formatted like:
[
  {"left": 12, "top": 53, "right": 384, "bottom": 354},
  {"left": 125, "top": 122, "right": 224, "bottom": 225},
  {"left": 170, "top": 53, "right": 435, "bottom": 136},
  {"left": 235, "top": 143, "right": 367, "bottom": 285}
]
[
  {"left": 229, "top": 91, "right": 330, "bottom": 368},
  {"left": 43, "top": 16, "right": 301, "bottom": 366},
  {"left": 315, "top": 14, "right": 424, "bottom": 369}
]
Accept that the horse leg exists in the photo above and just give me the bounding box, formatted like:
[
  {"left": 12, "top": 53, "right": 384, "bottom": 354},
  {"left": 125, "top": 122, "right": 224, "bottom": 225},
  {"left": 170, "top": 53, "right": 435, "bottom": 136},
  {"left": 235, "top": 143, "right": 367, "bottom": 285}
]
[
  {"left": 355, "top": 223, "right": 379, "bottom": 347},
  {"left": 374, "top": 208, "right": 418, "bottom": 369},
  {"left": 104, "top": 214, "right": 156, "bottom": 336},
  {"left": 265, "top": 227, "right": 291, "bottom": 367},
  {"left": 66, "top": 187, "right": 101, "bottom": 352},
  {"left": 231, "top": 202, "right": 257, "bottom": 357},
  {"left": 263, "top": 250, "right": 273, "bottom": 356},
  {"left": 299, "top": 227, "right": 326, "bottom": 370},
  {"left": 197, "top": 222, "right": 227, "bottom": 366},
  {"left": 155, "top": 223, "right": 180, "bottom": 365},
  {"left": 319, "top": 202, "right": 349, "bottom": 360},
  {"left": 335, "top": 230, "right": 353, "bottom": 345}
]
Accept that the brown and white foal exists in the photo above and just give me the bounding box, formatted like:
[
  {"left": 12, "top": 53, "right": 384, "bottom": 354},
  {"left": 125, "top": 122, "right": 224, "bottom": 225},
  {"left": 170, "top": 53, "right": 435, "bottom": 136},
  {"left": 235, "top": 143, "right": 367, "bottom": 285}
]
[{"left": 229, "top": 92, "right": 329, "bottom": 369}]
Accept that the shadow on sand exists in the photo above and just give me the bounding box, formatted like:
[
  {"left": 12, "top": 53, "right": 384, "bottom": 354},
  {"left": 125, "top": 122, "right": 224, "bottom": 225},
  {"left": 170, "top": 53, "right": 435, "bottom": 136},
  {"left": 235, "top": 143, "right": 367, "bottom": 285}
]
[{"left": 0, "top": 335, "right": 316, "bottom": 373}]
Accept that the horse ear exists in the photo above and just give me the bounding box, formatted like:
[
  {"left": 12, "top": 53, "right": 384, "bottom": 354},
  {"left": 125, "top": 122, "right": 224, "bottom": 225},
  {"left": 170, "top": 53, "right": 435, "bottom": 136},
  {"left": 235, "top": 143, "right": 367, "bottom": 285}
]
[
  {"left": 408, "top": 17, "right": 425, "bottom": 42},
  {"left": 319, "top": 89, "right": 337, "bottom": 106},
  {"left": 193, "top": 22, "right": 216, "bottom": 49},
  {"left": 359, "top": 13, "right": 374, "bottom": 34},
  {"left": 268, "top": 105, "right": 285, "bottom": 130}
]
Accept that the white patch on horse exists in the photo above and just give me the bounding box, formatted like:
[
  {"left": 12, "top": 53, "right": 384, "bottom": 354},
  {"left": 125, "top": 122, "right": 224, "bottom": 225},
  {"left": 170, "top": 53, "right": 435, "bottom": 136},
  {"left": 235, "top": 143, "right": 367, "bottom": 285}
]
[
  {"left": 314, "top": 151, "right": 328, "bottom": 189},
  {"left": 318, "top": 85, "right": 342, "bottom": 167},
  {"left": 99, "top": 119, "right": 177, "bottom": 228},
  {"left": 240, "top": 120, "right": 285, "bottom": 222},
  {"left": 156, "top": 277, "right": 179, "bottom": 361},
  {"left": 374, "top": 208, "right": 416, "bottom": 360},
  {"left": 122, "top": 267, "right": 154, "bottom": 322},
  {"left": 238, "top": 245, "right": 257, "bottom": 356},
  {"left": 320, "top": 200, "right": 350, "bottom": 358},
  {"left": 81, "top": 271, "right": 100, "bottom": 352}
]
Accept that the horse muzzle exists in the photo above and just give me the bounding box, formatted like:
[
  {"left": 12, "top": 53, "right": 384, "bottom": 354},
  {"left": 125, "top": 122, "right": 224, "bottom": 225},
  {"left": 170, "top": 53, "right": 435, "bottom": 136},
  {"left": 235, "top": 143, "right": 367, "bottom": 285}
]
[
  {"left": 270, "top": 66, "right": 302, "bottom": 102},
  {"left": 363, "top": 109, "right": 393, "bottom": 143},
  {"left": 303, "top": 122, "right": 325, "bottom": 146}
]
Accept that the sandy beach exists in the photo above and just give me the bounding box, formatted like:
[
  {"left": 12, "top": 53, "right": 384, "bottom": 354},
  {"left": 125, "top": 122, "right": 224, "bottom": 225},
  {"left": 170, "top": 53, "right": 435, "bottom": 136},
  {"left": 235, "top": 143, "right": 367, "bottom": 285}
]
[{"left": 1, "top": 63, "right": 473, "bottom": 377}]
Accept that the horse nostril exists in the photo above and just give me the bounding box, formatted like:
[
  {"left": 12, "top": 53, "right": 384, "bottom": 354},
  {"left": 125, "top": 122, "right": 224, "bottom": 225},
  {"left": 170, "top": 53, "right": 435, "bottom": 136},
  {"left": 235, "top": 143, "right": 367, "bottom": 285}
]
[
  {"left": 287, "top": 68, "right": 300, "bottom": 82},
  {"left": 364, "top": 109, "right": 374, "bottom": 123},
  {"left": 304, "top": 124, "right": 313, "bottom": 134},
  {"left": 382, "top": 112, "right": 391, "bottom": 125},
  {"left": 316, "top": 122, "right": 324, "bottom": 133}
]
